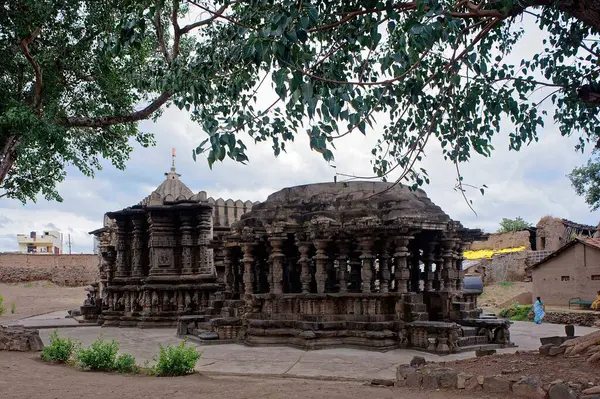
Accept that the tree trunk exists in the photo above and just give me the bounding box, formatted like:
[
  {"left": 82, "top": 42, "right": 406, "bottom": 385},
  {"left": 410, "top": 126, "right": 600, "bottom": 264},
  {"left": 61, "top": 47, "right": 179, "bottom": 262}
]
[
  {"left": 556, "top": 0, "right": 600, "bottom": 32},
  {"left": 0, "top": 135, "right": 20, "bottom": 188}
]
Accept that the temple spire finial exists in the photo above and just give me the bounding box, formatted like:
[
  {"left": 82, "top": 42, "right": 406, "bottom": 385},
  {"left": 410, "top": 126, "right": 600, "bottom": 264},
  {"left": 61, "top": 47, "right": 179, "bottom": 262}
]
[
  {"left": 171, "top": 147, "right": 176, "bottom": 169},
  {"left": 165, "top": 148, "right": 181, "bottom": 180}
]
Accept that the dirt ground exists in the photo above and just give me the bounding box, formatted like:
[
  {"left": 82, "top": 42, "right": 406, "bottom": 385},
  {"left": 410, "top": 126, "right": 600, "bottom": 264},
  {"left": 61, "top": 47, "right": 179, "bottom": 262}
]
[
  {"left": 0, "top": 281, "right": 85, "bottom": 322},
  {"left": 0, "top": 352, "right": 503, "bottom": 399},
  {"left": 478, "top": 282, "right": 532, "bottom": 311},
  {"left": 434, "top": 351, "right": 599, "bottom": 387}
]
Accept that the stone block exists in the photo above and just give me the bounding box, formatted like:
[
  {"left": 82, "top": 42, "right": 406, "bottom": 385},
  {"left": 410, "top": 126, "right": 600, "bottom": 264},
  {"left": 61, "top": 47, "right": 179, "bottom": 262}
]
[
  {"left": 548, "top": 383, "right": 578, "bottom": 399},
  {"left": 0, "top": 326, "right": 44, "bottom": 352},
  {"left": 405, "top": 372, "right": 423, "bottom": 388},
  {"left": 476, "top": 348, "right": 496, "bottom": 357},
  {"left": 198, "top": 331, "right": 219, "bottom": 340},
  {"left": 439, "top": 370, "right": 459, "bottom": 388},
  {"left": 457, "top": 372, "right": 474, "bottom": 389},
  {"left": 421, "top": 373, "right": 440, "bottom": 389},
  {"left": 370, "top": 379, "right": 394, "bottom": 387},
  {"left": 539, "top": 344, "right": 554, "bottom": 356},
  {"left": 465, "top": 376, "right": 481, "bottom": 391},
  {"left": 584, "top": 387, "right": 600, "bottom": 395},
  {"left": 549, "top": 346, "right": 566, "bottom": 356},
  {"left": 483, "top": 376, "right": 511, "bottom": 393},
  {"left": 396, "top": 366, "right": 416, "bottom": 381},
  {"left": 410, "top": 356, "right": 426, "bottom": 367},
  {"left": 512, "top": 376, "right": 546, "bottom": 399}
]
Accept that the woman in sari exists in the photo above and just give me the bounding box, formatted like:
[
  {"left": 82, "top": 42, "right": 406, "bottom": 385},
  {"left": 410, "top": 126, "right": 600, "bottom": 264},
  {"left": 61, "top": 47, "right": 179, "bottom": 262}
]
[
  {"left": 533, "top": 297, "right": 545, "bottom": 324},
  {"left": 592, "top": 291, "right": 600, "bottom": 311}
]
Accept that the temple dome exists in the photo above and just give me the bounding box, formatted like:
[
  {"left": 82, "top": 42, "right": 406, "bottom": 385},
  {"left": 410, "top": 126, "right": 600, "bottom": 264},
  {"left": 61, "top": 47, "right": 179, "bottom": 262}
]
[
  {"left": 138, "top": 151, "right": 197, "bottom": 206},
  {"left": 235, "top": 181, "right": 453, "bottom": 232}
]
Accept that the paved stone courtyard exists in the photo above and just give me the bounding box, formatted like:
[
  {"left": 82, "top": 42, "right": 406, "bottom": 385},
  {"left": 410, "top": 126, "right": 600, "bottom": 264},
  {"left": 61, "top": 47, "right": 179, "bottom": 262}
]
[{"left": 23, "top": 316, "right": 596, "bottom": 381}]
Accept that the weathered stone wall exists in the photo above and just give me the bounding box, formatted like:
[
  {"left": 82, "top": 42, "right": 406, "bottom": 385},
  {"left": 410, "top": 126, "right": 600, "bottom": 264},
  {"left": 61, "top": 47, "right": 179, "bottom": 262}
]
[
  {"left": 469, "top": 231, "right": 531, "bottom": 251},
  {"left": 0, "top": 253, "right": 98, "bottom": 286},
  {"left": 468, "top": 251, "right": 529, "bottom": 284},
  {"left": 0, "top": 326, "right": 44, "bottom": 351},
  {"left": 536, "top": 216, "right": 566, "bottom": 252},
  {"left": 543, "top": 311, "right": 600, "bottom": 327}
]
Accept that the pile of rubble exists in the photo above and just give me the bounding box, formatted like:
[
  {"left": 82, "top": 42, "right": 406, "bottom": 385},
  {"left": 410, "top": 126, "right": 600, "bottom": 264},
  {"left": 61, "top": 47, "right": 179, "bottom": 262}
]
[{"left": 540, "top": 330, "right": 600, "bottom": 363}]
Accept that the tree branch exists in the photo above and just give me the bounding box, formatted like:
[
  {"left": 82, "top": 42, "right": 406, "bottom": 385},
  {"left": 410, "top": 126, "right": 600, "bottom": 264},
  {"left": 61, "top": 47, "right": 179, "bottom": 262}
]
[
  {"left": 188, "top": 0, "right": 251, "bottom": 29},
  {"left": 180, "top": 3, "right": 232, "bottom": 34},
  {"left": 20, "top": 27, "right": 43, "bottom": 114},
  {"left": 154, "top": 0, "right": 172, "bottom": 63},
  {"left": 61, "top": 92, "right": 172, "bottom": 128}
]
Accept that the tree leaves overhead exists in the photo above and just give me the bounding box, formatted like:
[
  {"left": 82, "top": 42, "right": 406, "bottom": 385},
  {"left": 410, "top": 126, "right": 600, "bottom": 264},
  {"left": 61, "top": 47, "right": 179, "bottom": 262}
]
[{"left": 2, "top": 0, "right": 599, "bottom": 205}]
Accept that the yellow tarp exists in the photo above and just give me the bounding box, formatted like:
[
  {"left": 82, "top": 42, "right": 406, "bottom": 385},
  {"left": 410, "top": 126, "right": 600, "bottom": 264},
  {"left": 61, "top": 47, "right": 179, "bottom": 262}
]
[{"left": 463, "top": 246, "right": 526, "bottom": 260}]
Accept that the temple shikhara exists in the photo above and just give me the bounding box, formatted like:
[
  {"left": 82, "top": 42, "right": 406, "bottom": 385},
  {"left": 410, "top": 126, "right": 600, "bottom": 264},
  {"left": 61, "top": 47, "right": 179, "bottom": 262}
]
[{"left": 91, "top": 151, "right": 512, "bottom": 353}]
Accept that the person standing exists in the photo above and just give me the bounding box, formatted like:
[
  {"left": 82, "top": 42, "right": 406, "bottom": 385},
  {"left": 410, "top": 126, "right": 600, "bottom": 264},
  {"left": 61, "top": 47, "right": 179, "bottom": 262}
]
[{"left": 533, "top": 296, "right": 546, "bottom": 324}]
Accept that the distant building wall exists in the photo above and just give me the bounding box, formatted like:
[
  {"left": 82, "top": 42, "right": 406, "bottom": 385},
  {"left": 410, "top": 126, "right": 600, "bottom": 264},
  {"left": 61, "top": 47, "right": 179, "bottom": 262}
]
[
  {"left": 0, "top": 253, "right": 98, "bottom": 286},
  {"left": 469, "top": 230, "right": 531, "bottom": 251},
  {"left": 532, "top": 243, "right": 600, "bottom": 306}
]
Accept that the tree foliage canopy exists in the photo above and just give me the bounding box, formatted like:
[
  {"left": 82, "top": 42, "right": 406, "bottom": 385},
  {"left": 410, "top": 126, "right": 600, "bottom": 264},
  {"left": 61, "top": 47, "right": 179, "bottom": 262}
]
[
  {"left": 497, "top": 216, "right": 533, "bottom": 233},
  {"left": 1, "top": 0, "right": 599, "bottom": 204}
]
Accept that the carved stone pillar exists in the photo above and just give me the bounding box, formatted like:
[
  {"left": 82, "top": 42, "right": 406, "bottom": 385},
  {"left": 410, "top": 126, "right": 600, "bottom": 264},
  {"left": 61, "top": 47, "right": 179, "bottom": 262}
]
[
  {"left": 296, "top": 240, "right": 312, "bottom": 294},
  {"left": 223, "top": 247, "right": 234, "bottom": 293},
  {"left": 456, "top": 242, "right": 468, "bottom": 291},
  {"left": 131, "top": 218, "right": 145, "bottom": 277},
  {"left": 180, "top": 215, "right": 194, "bottom": 274},
  {"left": 269, "top": 236, "right": 285, "bottom": 294},
  {"left": 336, "top": 240, "right": 350, "bottom": 293},
  {"left": 393, "top": 236, "right": 411, "bottom": 294},
  {"left": 359, "top": 237, "right": 374, "bottom": 294},
  {"left": 148, "top": 213, "right": 175, "bottom": 276},
  {"left": 424, "top": 242, "right": 436, "bottom": 292},
  {"left": 442, "top": 238, "right": 456, "bottom": 292},
  {"left": 241, "top": 243, "right": 256, "bottom": 296},
  {"left": 378, "top": 237, "right": 392, "bottom": 294},
  {"left": 196, "top": 212, "right": 213, "bottom": 274},
  {"left": 115, "top": 220, "right": 129, "bottom": 278},
  {"left": 313, "top": 239, "right": 331, "bottom": 294},
  {"left": 433, "top": 243, "right": 444, "bottom": 291}
]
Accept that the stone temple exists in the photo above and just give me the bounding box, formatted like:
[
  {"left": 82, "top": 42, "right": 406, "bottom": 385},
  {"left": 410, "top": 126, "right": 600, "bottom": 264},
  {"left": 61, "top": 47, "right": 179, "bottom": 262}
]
[{"left": 92, "top": 159, "right": 512, "bottom": 353}]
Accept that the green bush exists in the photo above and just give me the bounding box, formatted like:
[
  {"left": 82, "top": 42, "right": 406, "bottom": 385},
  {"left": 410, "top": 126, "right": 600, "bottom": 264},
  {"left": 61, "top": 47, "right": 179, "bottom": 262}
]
[
  {"left": 76, "top": 338, "right": 119, "bottom": 371},
  {"left": 499, "top": 303, "right": 533, "bottom": 321},
  {"left": 10, "top": 302, "right": 16, "bottom": 314},
  {"left": 500, "top": 281, "right": 515, "bottom": 287},
  {"left": 153, "top": 341, "right": 201, "bottom": 376},
  {"left": 0, "top": 294, "right": 6, "bottom": 316},
  {"left": 114, "top": 353, "right": 140, "bottom": 374},
  {"left": 41, "top": 331, "right": 79, "bottom": 363}
]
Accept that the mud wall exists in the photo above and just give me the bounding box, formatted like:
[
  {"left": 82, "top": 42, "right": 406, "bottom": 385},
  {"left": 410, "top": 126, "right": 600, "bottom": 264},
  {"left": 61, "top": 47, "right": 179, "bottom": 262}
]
[
  {"left": 0, "top": 253, "right": 98, "bottom": 286},
  {"left": 469, "top": 230, "right": 531, "bottom": 251}
]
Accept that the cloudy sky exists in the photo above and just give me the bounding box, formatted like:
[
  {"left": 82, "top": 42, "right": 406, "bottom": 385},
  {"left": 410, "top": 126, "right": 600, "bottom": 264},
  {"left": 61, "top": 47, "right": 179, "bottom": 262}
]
[{"left": 0, "top": 12, "right": 598, "bottom": 254}]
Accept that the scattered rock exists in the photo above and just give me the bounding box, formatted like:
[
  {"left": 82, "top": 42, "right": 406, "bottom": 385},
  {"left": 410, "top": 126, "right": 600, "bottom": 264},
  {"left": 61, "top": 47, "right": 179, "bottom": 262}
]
[
  {"left": 476, "top": 349, "right": 497, "bottom": 357},
  {"left": 0, "top": 326, "right": 44, "bottom": 352},
  {"left": 512, "top": 376, "right": 546, "bottom": 399},
  {"left": 457, "top": 372, "right": 473, "bottom": 389},
  {"left": 539, "top": 344, "right": 553, "bottom": 356},
  {"left": 569, "top": 382, "right": 583, "bottom": 390},
  {"left": 299, "top": 330, "right": 316, "bottom": 339},
  {"left": 551, "top": 379, "right": 565, "bottom": 386},
  {"left": 405, "top": 371, "right": 423, "bottom": 388},
  {"left": 549, "top": 383, "right": 579, "bottom": 399},
  {"left": 410, "top": 356, "right": 427, "bottom": 367},
  {"left": 198, "top": 331, "right": 219, "bottom": 340},
  {"left": 421, "top": 373, "right": 440, "bottom": 389},
  {"left": 370, "top": 379, "right": 394, "bottom": 387},
  {"left": 438, "top": 370, "right": 458, "bottom": 389},
  {"left": 465, "top": 376, "right": 481, "bottom": 391},
  {"left": 396, "top": 365, "right": 416, "bottom": 381},
  {"left": 584, "top": 387, "right": 600, "bottom": 395},
  {"left": 549, "top": 346, "right": 566, "bottom": 356},
  {"left": 483, "top": 376, "right": 511, "bottom": 393},
  {"left": 581, "top": 396, "right": 600, "bottom": 399},
  {"left": 477, "top": 375, "right": 485, "bottom": 385}
]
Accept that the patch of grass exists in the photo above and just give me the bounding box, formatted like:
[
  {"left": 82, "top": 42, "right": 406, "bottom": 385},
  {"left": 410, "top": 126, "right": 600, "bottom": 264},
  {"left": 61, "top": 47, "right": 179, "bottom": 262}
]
[
  {"left": 151, "top": 341, "right": 201, "bottom": 376},
  {"left": 76, "top": 337, "right": 120, "bottom": 371},
  {"left": 114, "top": 353, "right": 140, "bottom": 374},
  {"left": 10, "top": 302, "right": 16, "bottom": 314},
  {"left": 41, "top": 331, "right": 80, "bottom": 363},
  {"left": 500, "top": 281, "right": 516, "bottom": 288},
  {"left": 0, "top": 295, "right": 5, "bottom": 316},
  {"left": 23, "top": 282, "right": 35, "bottom": 288},
  {"left": 499, "top": 303, "right": 533, "bottom": 321}
]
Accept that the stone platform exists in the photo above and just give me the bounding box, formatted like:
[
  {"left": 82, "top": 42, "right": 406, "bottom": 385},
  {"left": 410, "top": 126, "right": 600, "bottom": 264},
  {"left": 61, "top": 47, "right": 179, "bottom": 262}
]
[{"left": 35, "top": 321, "right": 598, "bottom": 381}]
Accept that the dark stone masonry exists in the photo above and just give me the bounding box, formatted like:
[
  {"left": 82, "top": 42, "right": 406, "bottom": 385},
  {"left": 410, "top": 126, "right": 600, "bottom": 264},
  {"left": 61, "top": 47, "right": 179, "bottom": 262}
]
[{"left": 91, "top": 163, "right": 513, "bottom": 353}]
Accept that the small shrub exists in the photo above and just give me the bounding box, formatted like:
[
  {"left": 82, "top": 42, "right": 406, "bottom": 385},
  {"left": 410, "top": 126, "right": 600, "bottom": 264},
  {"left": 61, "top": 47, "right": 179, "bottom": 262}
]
[
  {"left": 41, "top": 331, "right": 79, "bottom": 363},
  {"left": 23, "top": 282, "right": 34, "bottom": 288},
  {"left": 76, "top": 338, "right": 119, "bottom": 371},
  {"left": 0, "top": 295, "right": 5, "bottom": 316},
  {"left": 499, "top": 303, "right": 533, "bottom": 321},
  {"left": 153, "top": 341, "right": 201, "bottom": 376},
  {"left": 500, "top": 281, "right": 515, "bottom": 288},
  {"left": 114, "top": 353, "right": 140, "bottom": 374},
  {"left": 10, "top": 302, "right": 16, "bottom": 314}
]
